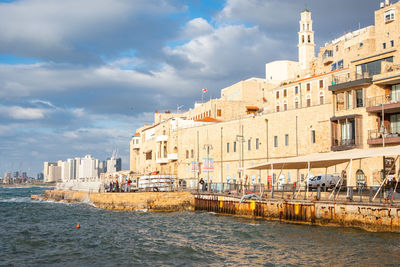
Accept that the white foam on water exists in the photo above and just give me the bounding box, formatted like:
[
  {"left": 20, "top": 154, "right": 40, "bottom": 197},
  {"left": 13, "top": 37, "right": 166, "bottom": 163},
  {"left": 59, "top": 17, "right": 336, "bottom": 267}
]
[
  {"left": 136, "top": 209, "right": 148, "bottom": 212},
  {"left": 0, "top": 186, "right": 54, "bottom": 189},
  {"left": 0, "top": 197, "right": 32, "bottom": 203}
]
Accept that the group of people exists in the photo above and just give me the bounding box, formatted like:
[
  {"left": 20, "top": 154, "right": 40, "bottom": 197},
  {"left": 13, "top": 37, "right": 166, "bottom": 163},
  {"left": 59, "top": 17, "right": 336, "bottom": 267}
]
[{"left": 105, "top": 179, "right": 133, "bottom": 192}]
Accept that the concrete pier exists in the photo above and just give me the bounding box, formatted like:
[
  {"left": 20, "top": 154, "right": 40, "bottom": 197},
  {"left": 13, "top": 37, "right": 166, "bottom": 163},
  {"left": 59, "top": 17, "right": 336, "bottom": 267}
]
[
  {"left": 31, "top": 190, "right": 400, "bottom": 232},
  {"left": 31, "top": 190, "right": 194, "bottom": 211}
]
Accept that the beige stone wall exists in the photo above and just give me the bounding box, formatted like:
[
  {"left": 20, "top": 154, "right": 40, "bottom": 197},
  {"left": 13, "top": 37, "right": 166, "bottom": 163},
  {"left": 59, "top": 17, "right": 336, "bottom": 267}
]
[{"left": 130, "top": 2, "right": 400, "bottom": 188}]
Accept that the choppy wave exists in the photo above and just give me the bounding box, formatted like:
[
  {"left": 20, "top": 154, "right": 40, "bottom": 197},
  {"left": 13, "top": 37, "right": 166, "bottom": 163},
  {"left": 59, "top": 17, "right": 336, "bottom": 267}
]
[
  {"left": 0, "top": 196, "right": 32, "bottom": 203},
  {"left": 1, "top": 187, "right": 399, "bottom": 267},
  {"left": 0, "top": 186, "right": 54, "bottom": 189}
]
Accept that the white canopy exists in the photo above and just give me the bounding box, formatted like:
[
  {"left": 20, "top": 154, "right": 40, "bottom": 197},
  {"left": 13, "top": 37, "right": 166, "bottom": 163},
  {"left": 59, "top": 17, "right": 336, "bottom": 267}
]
[{"left": 247, "top": 145, "right": 400, "bottom": 170}]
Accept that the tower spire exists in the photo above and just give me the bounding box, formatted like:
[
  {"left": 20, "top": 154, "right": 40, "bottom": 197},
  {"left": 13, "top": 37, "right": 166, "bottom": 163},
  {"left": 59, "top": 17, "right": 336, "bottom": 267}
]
[{"left": 298, "top": 9, "right": 315, "bottom": 70}]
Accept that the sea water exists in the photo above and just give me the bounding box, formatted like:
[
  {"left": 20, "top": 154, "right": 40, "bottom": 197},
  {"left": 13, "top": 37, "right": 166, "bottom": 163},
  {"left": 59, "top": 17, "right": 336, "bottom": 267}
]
[{"left": 1, "top": 187, "right": 400, "bottom": 266}]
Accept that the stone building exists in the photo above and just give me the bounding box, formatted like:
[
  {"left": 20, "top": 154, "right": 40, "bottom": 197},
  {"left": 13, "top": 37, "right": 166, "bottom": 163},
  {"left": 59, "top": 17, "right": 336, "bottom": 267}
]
[{"left": 130, "top": 2, "right": 400, "bottom": 188}]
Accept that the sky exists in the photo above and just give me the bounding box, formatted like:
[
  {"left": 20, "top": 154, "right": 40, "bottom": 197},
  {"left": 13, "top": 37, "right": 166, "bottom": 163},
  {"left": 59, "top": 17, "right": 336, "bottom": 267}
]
[{"left": 0, "top": 0, "right": 382, "bottom": 177}]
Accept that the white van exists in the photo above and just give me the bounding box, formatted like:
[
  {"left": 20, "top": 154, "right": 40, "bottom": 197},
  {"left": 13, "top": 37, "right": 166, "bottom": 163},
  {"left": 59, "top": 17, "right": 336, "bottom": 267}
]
[{"left": 308, "top": 174, "right": 341, "bottom": 190}]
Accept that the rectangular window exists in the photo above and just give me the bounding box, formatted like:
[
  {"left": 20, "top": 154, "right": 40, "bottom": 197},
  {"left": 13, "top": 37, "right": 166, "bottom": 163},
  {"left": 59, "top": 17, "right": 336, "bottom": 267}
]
[
  {"left": 385, "top": 9, "right": 395, "bottom": 22},
  {"left": 185, "top": 150, "right": 189, "bottom": 159},
  {"left": 285, "top": 134, "right": 289, "bottom": 146},
  {"left": 311, "top": 130, "right": 316, "bottom": 144},
  {"left": 255, "top": 138, "right": 259, "bottom": 150},
  {"left": 284, "top": 102, "right": 287, "bottom": 111},
  {"left": 146, "top": 152, "right": 152, "bottom": 160},
  {"left": 307, "top": 98, "right": 311, "bottom": 107},
  {"left": 390, "top": 114, "right": 400, "bottom": 133},
  {"left": 191, "top": 149, "right": 194, "bottom": 158},
  {"left": 295, "top": 100, "right": 299, "bottom": 109},
  {"left": 217, "top": 109, "right": 222, "bottom": 117},
  {"left": 383, "top": 43, "right": 386, "bottom": 49},
  {"left": 276, "top": 91, "right": 279, "bottom": 99},
  {"left": 340, "top": 119, "right": 355, "bottom": 145},
  {"left": 276, "top": 105, "right": 280, "bottom": 112},
  {"left": 226, "top": 143, "right": 230, "bottom": 153},
  {"left": 284, "top": 89, "right": 287, "bottom": 97},
  {"left": 331, "top": 62, "right": 337, "bottom": 71},
  {"left": 357, "top": 57, "right": 393, "bottom": 76},
  {"left": 346, "top": 91, "right": 353, "bottom": 109},
  {"left": 248, "top": 139, "right": 251, "bottom": 151},
  {"left": 391, "top": 40, "right": 395, "bottom": 47},
  {"left": 319, "top": 80, "right": 324, "bottom": 88},
  {"left": 274, "top": 136, "right": 278, "bottom": 148},
  {"left": 392, "top": 84, "right": 400, "bottom": 101},
  {"left": 320, "top": 95, "right": 324, "bottom": 105},
  {"left": 306, "top": 83, "right": 311, "bottom": 92},
  {"left": 356, "top": 89, "right": 363, "bottom": 108},
  {"left": 336, "top": 92, "right": 345, "bottom": 111},
  {"left": 338, "top": 60, "right": 344, "bottom": 69},
  {"left": 233, "top": 141, "right": 237, "bottom": 152}
]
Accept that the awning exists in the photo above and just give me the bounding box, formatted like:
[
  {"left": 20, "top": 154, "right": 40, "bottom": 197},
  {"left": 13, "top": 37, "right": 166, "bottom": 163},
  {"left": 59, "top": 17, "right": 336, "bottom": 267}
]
[{"left": 247, "top": 145, "right": 400, "bottom": 170}]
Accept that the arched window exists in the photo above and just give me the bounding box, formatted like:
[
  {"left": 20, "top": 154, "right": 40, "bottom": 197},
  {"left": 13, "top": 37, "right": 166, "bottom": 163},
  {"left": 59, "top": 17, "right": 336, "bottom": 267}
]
[
  {"left": 319, "top": 91, "right": 325, "bottom": 105},
  {"left": 302, "top": 35, "right": 305, "bottom": 43},
  {"left": 306, "top": 94, "right": 311, "bottom": 107},
  {"left": 294, "top": 97, "right": 299, "bottom": 109},
  {"left": 356, "top": 169, "right": 366, "bottom": 187},
  {"left": 308, "top": 35, "right": 311, "bottom": 43},
  {"left": 276, "top": 101, "right": 280, "bottom": 112},
  {"left": 283, "top": 100, "right": 288, "bottom": 111}
]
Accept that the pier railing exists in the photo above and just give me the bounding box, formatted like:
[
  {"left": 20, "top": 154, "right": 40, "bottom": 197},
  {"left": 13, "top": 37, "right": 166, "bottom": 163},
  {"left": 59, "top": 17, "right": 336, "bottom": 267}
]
[
  {"left": 103, "top": 181, "right": 400, "bottom": 206},
  {"left": 191, "top": 182, "right": 400, "bottom": 206}
]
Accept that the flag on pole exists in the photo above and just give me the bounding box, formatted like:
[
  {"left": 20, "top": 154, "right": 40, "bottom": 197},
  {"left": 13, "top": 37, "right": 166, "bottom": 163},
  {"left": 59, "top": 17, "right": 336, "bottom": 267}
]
[{"left": 202, "top": 88, "right": 207, "bottom": 93}]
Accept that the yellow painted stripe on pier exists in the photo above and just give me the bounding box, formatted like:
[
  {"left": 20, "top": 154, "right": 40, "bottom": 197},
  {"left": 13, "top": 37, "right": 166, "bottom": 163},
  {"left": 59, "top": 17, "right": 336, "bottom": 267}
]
[
  {"left": 295, "top": 203, "right": 300, "bottom": 215},
  {"left": 250, "top": 200, "right": 255, "bottom": 211},
  {"left": 220, "top": 196, "right": 223, "bottom": 208}
]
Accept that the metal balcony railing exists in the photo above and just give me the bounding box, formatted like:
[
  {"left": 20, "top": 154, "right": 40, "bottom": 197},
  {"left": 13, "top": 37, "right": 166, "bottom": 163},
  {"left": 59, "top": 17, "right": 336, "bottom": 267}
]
[
  {"left": 331, "top": 72, "right": 372, "bottom": 86},
  {"left": 332, "top": 138, "right": 356, "bottom": 147},
  {"left": 366, "top": 95, "right": 392, "bottom": 108}
]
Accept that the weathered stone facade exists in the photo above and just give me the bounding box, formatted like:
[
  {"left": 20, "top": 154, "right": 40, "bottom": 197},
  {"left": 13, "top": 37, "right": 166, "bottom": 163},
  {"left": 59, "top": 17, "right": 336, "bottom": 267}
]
[{"left": 130, "top": 3, "right": 400, "bottom": 188}]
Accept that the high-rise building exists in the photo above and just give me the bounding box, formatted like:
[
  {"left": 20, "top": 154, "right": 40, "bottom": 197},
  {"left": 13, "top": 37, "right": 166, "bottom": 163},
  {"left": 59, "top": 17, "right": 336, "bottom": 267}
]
[
  {"left": 37, "top": 173, "right": 44, "bottom": 180},
  {"left": 106, "top": 157, "right": 122, "bottom": 173}
]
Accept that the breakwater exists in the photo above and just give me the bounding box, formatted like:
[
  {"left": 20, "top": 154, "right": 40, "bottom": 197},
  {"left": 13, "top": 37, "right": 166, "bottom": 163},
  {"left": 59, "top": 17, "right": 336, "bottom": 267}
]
[
  {"left": 31, "top": 190, "right": 194, "bottom": 211},
  {"left": 32, "top": 190, "right": 400, "bottom": 232}
]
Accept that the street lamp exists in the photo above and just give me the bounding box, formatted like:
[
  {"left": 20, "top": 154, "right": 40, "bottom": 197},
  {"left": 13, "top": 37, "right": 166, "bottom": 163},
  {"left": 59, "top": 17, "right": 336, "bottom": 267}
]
[{"left": 203, "top": 144, "right": 213, "bottom": 185}]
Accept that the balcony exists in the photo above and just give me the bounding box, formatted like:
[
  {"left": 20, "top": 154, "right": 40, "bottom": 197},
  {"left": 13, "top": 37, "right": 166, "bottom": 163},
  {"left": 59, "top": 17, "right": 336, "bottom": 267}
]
[
  {"left": 367, "top": 129, "right": 400, "bottom": 145},
  {"left": 322, "top": 50, "right": 333, "bottom": 65},
  {"left": 156, "top": 135, "right": 168, "bottom": 142},
  {"left": 167, "top": 153, "right": 178, "bottom": 161},
  {"left": 329, "top": 72, "right": 372, "bottom": 91},
  {"left": 331, "top": 138, "right": 356, "bottom": 151},
  {"left": 366, "top": 95, "right": 400, "bottom": 114},
  {"left": 156, "top": 158, "right": 169, "bottom": 164},
  {"left": 372, "top": 63, "right": 400, "bottom": 85}
]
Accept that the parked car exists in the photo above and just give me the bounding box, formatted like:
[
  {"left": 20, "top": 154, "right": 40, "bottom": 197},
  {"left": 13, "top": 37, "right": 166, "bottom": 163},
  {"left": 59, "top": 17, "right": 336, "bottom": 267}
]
[{"left": 307, "top": 174, "right": 341, "bottom": 190}]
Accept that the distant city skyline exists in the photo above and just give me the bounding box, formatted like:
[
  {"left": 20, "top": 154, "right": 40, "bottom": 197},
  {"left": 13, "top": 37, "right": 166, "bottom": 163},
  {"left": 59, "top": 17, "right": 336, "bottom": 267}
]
[{"left": 0, "top": 0, "right": 382, "bottom": 176}]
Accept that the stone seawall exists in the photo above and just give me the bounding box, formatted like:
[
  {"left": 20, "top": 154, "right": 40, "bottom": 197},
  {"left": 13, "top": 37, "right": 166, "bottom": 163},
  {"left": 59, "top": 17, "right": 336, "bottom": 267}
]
[
  {"left": 31, "top": 190, "right": 195, "bottom": 211},
  {"left": 195, "top": 195, "right": 400, "bottom": 233}
]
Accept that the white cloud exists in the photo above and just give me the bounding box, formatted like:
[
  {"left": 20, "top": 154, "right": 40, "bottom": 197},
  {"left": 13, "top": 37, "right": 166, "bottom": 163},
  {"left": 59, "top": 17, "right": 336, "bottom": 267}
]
[
  {"left": 0, "top": 105, "right": 46, "bottom": 120},
  {"left": 180, "top": 18, "right": 214, "bottom": 40},
  {"left": 165, "top": 24, "right": 288, "bottom": 79}
]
